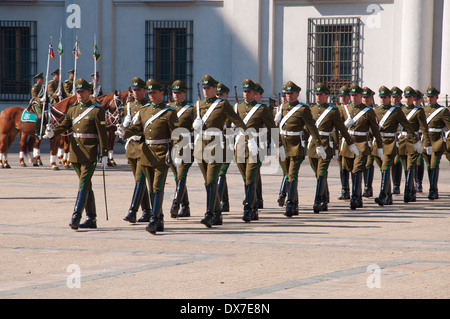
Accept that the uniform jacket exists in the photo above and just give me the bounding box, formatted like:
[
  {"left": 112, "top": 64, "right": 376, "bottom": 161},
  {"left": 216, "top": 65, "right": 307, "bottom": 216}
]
[
  {"left": 48, "top": 80, "right": 66, "bottom": 105},
  {"left": 124, "top": 98, "right": 147, "bottom": 159},
  {"left": 423, "top": 103, "right": 450, "bottom": 152},
  {"left": 64, "top": 79, "right": 73, "bottom": 97},
  {"left": 398, "top": 105, "right": 431, "bottom": 155}
]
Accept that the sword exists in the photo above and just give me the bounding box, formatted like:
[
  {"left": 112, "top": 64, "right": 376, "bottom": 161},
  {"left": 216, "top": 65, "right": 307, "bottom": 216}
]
[{"left": 101, "top": 157, "right": 109, "bottom": 221}]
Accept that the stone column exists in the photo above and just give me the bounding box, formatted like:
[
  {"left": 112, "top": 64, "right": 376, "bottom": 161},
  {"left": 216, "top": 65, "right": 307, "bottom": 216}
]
[{"left": 440, "top": 0, "right": 450, "bottom": 104}]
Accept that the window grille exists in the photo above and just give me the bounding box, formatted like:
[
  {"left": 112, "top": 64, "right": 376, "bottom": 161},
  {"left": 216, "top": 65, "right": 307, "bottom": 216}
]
[
  {"left": 307, "top": 17, "right": 362, "bottom": 104},
  {"left": 0, "top": 21, "right": 37, "bottom": 101}
]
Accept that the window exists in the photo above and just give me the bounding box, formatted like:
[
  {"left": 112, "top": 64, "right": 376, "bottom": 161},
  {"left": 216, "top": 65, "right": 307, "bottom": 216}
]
[
  {"left": 145, "top": 21, "right": 193, "bottom": 102},
  {"left": 307, "top": 17, "right": 362, "bottom": 103},
  {"left": 0, "top": 21, "right": 37, "bottom": 101}
]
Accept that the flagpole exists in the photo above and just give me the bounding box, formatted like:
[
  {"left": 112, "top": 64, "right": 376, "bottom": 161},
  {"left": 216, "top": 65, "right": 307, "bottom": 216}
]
[
  {"left": 40, "top": 37, "right": 52, "bottom": 139},
  {"left": 57, "top": 27, "right": 63, "bottom": 103},
  {"left": 72, "top": 35, "right": 78, "bottom": 94},
  {"left": 93, "top": 34, "right": 97, "bottom": 97}
]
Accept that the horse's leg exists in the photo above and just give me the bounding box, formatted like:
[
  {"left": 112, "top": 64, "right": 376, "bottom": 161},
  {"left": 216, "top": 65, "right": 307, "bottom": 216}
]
[
  {"left": 26, "top": 135, "right": 35, "bottom": 164},
  {"left": 32, "top": 138, "right": 42, "bottom": 166},
  {"left": 107, "top": 128, "right": 117, "bottom": 166},
  {"left": 63, "top": 134, "right": 71, "bottom": 169},
  {"left": 57, "top": 135, "right": 65, "bottom": 164},
  {"left": 0, "top": 130, "right": 9, "bottom": 169},
  {"left": 19, "top": 133, "right": 28, "bottom": 167},
  {"left": 3, "top": 130, "right": 18, "bottom": 169},
  {"left": 49, "top": 137, "right": 60, "bottom": 170}
]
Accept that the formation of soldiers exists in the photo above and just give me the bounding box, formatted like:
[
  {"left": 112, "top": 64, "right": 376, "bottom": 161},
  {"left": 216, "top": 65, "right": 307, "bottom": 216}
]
[{"left": 33, "top": 71, "right": 450, "bottom": 235}]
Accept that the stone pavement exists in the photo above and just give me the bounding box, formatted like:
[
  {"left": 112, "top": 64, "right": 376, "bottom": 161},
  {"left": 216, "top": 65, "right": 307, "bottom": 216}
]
[{"left": 1, "top": 148, "right": 450, "bottom": 301}]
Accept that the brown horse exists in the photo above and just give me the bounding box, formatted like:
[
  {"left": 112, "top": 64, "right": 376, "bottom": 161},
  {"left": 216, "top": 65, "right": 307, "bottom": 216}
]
[{"left": 0, "top": 96, "right": 77, "bottom": 169}]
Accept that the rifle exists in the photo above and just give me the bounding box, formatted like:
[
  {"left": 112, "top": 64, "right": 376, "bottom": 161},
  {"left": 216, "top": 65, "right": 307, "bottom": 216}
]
[
  {"left": 197, "top": 82, "right": 202, "bottom": 103},
  {"left": 446, "top": 94, "right": 448, "bottom": 108},
  {"left": 102, "top": 159, "right": 109, "bottom": 221},
  {"left": 234, "top": 86, "right": 239, "bottom": 105}
]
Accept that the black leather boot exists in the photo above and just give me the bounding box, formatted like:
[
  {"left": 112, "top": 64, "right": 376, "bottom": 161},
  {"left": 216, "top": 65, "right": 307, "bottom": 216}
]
[
  {"left": 428, "top": 168, "right": 439, "bottom": 200},
  {"left": 178, "top": 185, "right": 191, "bottom": 217},
  {"left": 313, "top": 177, "right": 326, "bottom": 213},
  {"left": 415, "top": 158, "right": 424, "bottom": 193},
  {"left": 391, "top": 161, "right": 402, "bottom": 194},
  {"left": 256, "top": 172, "right": 264, "bottom": 209},
  {"left": 242, "top": 184, "right": 254, "bottom": 222},
  {"left": 350, "top": 172, "right": 363, "bottom": 210},
  {"left": 170, "top": 179, "right": 186, "bottom": 218},
  {"left": 404, "top": 168, "right": 415, "bottom": 203},
  {"left": 80, "top": 190, "right": 97, "bottom": 228},
  {"left": 212, "top": 185, "right": 223, "bottom": 225},
  {"left": 363, "top": 165, "right": 374, "bottom": 198},
  {"left": 285, "top": 179, "right": 298, "bottom": 217},
  {"left": 218, "top": 175, "right": 229, "bottom": 212},
  {"left": 137, "top": 186, "right": 151, "bottom": 222},
  {"left": 375, "top": 170, "right": 390, "bottom": 206},
  {"left": 201, "top": 183, "right": 215, "bottom": 228},
  {"left": 277, "top": 176, "right": 288, "bottom": 207},
  {"left": 146, "top": 192, "right": 164, "bottom": 234},
  {"left": 338, "top": 169, "right": 350, "bottom": 200},
  {"left": 70, "top": 190, "right": 88, "bottom": 230},
  {"left": 124, "top": 179, "right": 146, "bottom": 223}
]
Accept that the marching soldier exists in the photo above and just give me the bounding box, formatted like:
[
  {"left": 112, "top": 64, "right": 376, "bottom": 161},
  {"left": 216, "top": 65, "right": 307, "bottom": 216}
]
[
  {"left": 90, "top": 72, "right": 103, "bottom": 98},
  {"left": 169, "top": 80, "right": 195, "bottom": 218},
  {"left": 309, "top": 83, "right": 358, "bottom": 213},
  {"left": 122, "top": 77, "right": 152, "bottom": 224},
  {"left": 48, "top": 69, "right": 65, "bottom": 105},
  {"left": 234, "top": 79, "right": 276, "bottom": 222},
  {"left": 414, "top": 90, "right": 426, "bottom": 192},
  {"left": 64, "top": 69, "right": 75, "bottom": 97},
  {"left": 43, "top": 78, "right": 109, "bottom": 230},
  {"left": 277, "top": 81, "right": 325, "bottom": 217},
  {"left": 254, "top": 82, "right": 266, "bottom": 209},
  {"left": 398, "top": 87, "right": 431, "bottom": 202},
  {"left": 117, "top": 79, "right": 177, "bottom": 234},
  {"left": 373, "top": 86, "right": 421, "bottom": 206},
  {"left": 193, "top": 74, "right": 247, "bottom": 228},
  {"left": 390, "top": 86, "right": 405, "bottom": 194},
  {"left": 275, "top": 85, "right": 289, "bottom": 207},
  {"left": 422, "top": 86, "right": 450, "bottom": 200},
  {"left": 337, "top": 85, "right": 351, "bottom": 200},
  {"left": 341, "top": 86, "right": 383, "bottom": 210}
]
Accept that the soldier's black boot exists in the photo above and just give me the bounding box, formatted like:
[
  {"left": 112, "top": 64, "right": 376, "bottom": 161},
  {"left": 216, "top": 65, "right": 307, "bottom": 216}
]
[
  {"left": 137, "top": 187, "right": 151, "bottom": 222},
  {"left": 70, "top": 190, "right": 88, "bottom": 230},
  {"left": 218, "top": 175, "right": 229, "bottom": 212},
  {"left": 428, "top": 168, "right": 439, "bottom": 200},
  {"left": 277, "top": 176, "right": 288, "bottom": 207},
  {"left": 170, "top": 179, "right": 186, "bottom": 218},
  {"left": 256, "top": 173, "right": 264, "bottom": 209},
  {"left": 350, "top": 172, "right": 363, "bottom": 210},
  {"left": 313, "top": 177, "right": 325, "bottom": 213},
  {"left": 212, "top": 186, "right": 223, "bottom": 225},
  {"left": 80, "top": 190, "right": 97, "bottom": 229},
  {"left": 338, "top": 169, "right": 350, "bottom": 200},
  {"left": 243, "top": 184, "right": 254, "bottom": 222},
  {"left": 415, "top": 159, "right": 424, "bottom": 193},
  {"left": 124, "top": 179, "right": 146, "bottom": 223},
  {"left": 201, "top": 183, "right": 215, "bottom": 228},
  {"left": 375, "top": 170, "right": 390, "bottom": 206},
  {"left": 178, "top": 186, "right": 191, "bottom": 217},
  {"left": 363, "top": 166, "right": 374, "bottom": 198},
  {"left": 392, "top": 161, "right": 402, "bottom": 194},
  {"left": 146, "top": 192, "right": 164, "bottom": 234},
  {"left": 285, "top": 179, "right": 298, "bottom": 217},
  {"left": 404, "top": 168, "right": 416, "bottom": 203}
]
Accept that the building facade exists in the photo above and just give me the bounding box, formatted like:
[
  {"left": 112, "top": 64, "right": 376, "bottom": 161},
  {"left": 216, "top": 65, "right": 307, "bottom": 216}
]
[{"left": 0, "top": 0, "right": 449, "bottom": 110}]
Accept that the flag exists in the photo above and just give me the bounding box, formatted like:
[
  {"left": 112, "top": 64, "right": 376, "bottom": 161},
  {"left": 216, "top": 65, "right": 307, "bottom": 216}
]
[
  {"left": 49, "top": 45, "right": 55, "bottom": 60},
  {"left": 93, "top": 43, "right": 101, "bottom": 62},
  {"left": 57, "top": 39, "right": 63, "bottom": 56},
  {"left": 72, "top": 42, "right": 81, "bottom": 59}
]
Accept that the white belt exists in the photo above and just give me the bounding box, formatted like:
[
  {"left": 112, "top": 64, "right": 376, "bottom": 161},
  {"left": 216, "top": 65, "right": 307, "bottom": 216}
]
[
  {"left": 348, "top": 130, "right": 369, "bottom": 137},
  {"left": 145, "top": 138, "right": 171, "bottom": 145},
  {"left": 202, "top": 130, "right": 222, "bottom": 136},
  {"left": 428, "top": 128, "right": 444, "bottom": 133},
  {"left": 318, "top": 131, "right": 333, "bottom": 137},
  {"left": 400, "top": 131, "right": 420, "bottom": 136},
  {"left": 73, "top": 133, "right": 98, "bottom": 139},
  {"left": 380, "top": 132, "right": 397, "bottom": 137},
  {"left": 281, "top": 130, "right": 303, "bottom": 136},
  {"left": 129, "top": 135, "right": 142, "bottom": 141}
]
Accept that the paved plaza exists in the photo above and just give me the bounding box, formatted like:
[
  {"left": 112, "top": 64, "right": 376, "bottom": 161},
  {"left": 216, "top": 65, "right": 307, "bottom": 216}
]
[{"left": 1, "top": 140, "right": 449, "bottom": 300}]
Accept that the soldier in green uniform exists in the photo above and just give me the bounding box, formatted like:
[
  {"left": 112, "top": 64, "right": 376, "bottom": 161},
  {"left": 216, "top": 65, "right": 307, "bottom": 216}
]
[
  {"left": 117, "top": 79, "right": 177, "bottom": 234},
  {"left": 309, "top": 83, "right": 358, "bottom": 213},
  {"left": 389, "top": 87, "right": 405, "bottom": 195},
  {"left": 233, "top": 79, "right": 275, "bottom": 222},
  {"left": 193, "top": 74, "right": 247, "bottom": 228},
  {"left": 30, "top": 72, "right": 47, "bottom": 139},
  {"left": 422, "top": 86, "right": 450, "bottom": 200},
  {"left": 43, "top": 78, "right": 109, "bottom": 230},
  {"left": 337, "top": 85, "right": 351, "bottom": 200},
  {"left": 373, "top": 86, "right": 420, "bottom": 206},
  {"left": 253, "top": 82, "right": 266, "bottom": 209},
  {"left": 64, "top": 69, "right": 75, "bottom": 97},
  {"left": 168, "top": 80, "right": 195, "bottom": 218},
  {"left": 122, "top": 77, "right": 152, "bottom": 224},
  {"left": 340, "top": 86, "right": 383, "bottom": 210},
  {"left": 414, "top": 90, "right": 426, "bottom": 192},
  {"left": 274, "top": 85, "right": 289, "bottom": 207},
  {"left": 48, "top": 68, "right": 65, "bottom": 105},
  {"left": 90, "top": 72, "right": 103, "bottom": 98},
  {"left": 398, "top": 87, "right": 431, "bottom": 202},
  {"left": 277, "top": 81, "right": 325, "bottom": 216}
]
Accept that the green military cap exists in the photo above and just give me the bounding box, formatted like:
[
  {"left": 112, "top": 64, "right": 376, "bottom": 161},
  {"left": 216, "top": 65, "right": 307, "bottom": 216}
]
[
  {"left": 426, "top": 86, "right": 440, "bottom": 96},
  {"left": 391, "top": 86, "right": 403, "bottom": 96},
  {"left": 91, "top": 71, "right": 99, "bottom": 77},
  {"left": 201, "top": 74, "right": 219, "bottom": 87},
  {"left": 216, "top": 82, "right": 230, "bottom": 94},
  {"left": 171, "top": 80, "right": 188, "bottom": 92},
  {"left": 349, "top": 84, "right": 363, "bottom": 94},
  {"left": 255, "top": 82, "right": 264, "bottom": 94},
  {"left": 146, "top": 78, "right": 164, "bottom": 91},
  {"left": 415, "top": 90, "right": 424, "bottom": 99},
  {"left": 362, "top": 87, "right": 375, "bottom": 96},
  {"left": 284, "top": 81, "right": 301, "bottom": 93},
  {"left": 314, "top": 82, "right": 329, "bottom": 94},
  {"left": 68, "top": 69, "right": 75, "bottom": 74},
  {"left": 242, "top": 78, "right": 258, "bottom": 91},
  {"left": 281, "top": 84, "right": 287, "bottom": 94},
  {"left": 403, "top": 86, "right": 416, "bottom": 97},
  {"left": 339, "top": 85, "right": 350, "bottom": 95},
  {"left": 131, "top": 77, "right": 146, "bottom": 90},
  {"left": 34, "top": 72, "right": 44, "bottom": 79},
  {"left": 74, "top": 78, "right": 92, "bottom": 92},
  {"left": 51, "top": 68, "right": 60, "bottom": 75},
  {"left": 379, "top": 86, "right": 391, "bottom": 96}
]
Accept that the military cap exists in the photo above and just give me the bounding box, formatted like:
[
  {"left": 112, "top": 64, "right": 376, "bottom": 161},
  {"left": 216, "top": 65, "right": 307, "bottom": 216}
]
[
  {"left": 362, "top": 87, "right": 375, "bottom": 96},
  {"left": 403, "top": 86, "right": 416, "bottom": 97},
  {"left": 349, "top": 84, "right": 363, "bottom": 94},
  {"left": 426, "top": 86, "right": 440, "bottom": 96},
  {"left": 216, "top": 83, "right": 230, "bottom": 94},
  {"left": 74, "top": 78, "right": 92, "bottom": 92},
  {"left": 51, "top": 68, "right": 60, "bottom": 75},
  {"left": 34, "top": 72, "right": 44, "bottom": 79},
  {"left": 68, "top": 69, "right": 75, "bottom": 74},
  {"left": 415, "top": 90, "right": 424, "bottom": 99},
  {"left": 339, "top": 85, "right": 350, "bottom": 96},
  {"left": 314, "top": 82, "right": 329, "bottom": 94},
  {"left": 146, "top": 78, "right": 164, "bottom": 91},
  {"left": 391, "top": 86, "right": 403, "bottom": 96},
  {"left": 201, "top": 74, "right": 219, "bottom": 87},
  {"left": 131, "top": 77, "right": 146, "bottom": 90},
  {"left": 379, "top": 86, "right": 391, "bottom": 96},
  {"left": 91, "top": 72, "right": 100, "bottom": 77},
  {"left": 255, "top": 82, "right": 264, "bottom": 94},
  {"left": 284, "top": 81, "right": 301, "bottom": 93},
  {"left": 242, "top": 78, "right": 258, "bottom": 91},
  {"left": 281, "top": 84, "right": 287, "bottom": 94},
  {"left": 171, "top": 80, "right": 188, "bottom": 92}
]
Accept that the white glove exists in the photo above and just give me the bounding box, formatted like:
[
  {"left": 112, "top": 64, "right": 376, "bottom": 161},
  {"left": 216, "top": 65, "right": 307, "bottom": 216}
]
[
  {"left": 115, "top": 124, "right": 125, "bottom": 139},
  {"left": 425, "top": 146, "right": 432, "bottom": 155},
  {"left": 277, "top": 145, "right": 286, "bottom": 161},
  {"left": 274, "top": 111, "right": 282, "bottom": 126},
  {"left": 349, "top": 143, "right": 360, "bottom": 156},
  {"left": 122, "top": 114, "right": 132, "bottom": 128},
  {"left": 42, "top": 124, "right": 54, "bottom": 139},
  {"left": 413, "top": 140, "right": 422, "bottom": 154},
  {"left": 225, "top": 135, "right": 235, "bottom": 152},
  {"left": 377, "top": 148, "right": 384, "bottom": 159},
  {"left": 248, "top": 137, "right": 258, "bottom": 156},
  {"left": 344, "top": 118, "right": 355, "bottom": 129},
  {"left": 316, "top": 145, "right": 327, "bottom": 160},
  {"left": 193, "top": 117, "right": 203, "bottom": 131}
]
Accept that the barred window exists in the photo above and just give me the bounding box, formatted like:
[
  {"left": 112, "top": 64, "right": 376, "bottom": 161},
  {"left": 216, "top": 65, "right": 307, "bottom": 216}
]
[
  {"left": 145, "top": 21, "right": 193, "bottom": 102},
  {"left": 0, "top": 21, "right": 37, "bottom": 101},
  {"left": 307, "top": 17, "right": 362, "bottom": 103}
]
